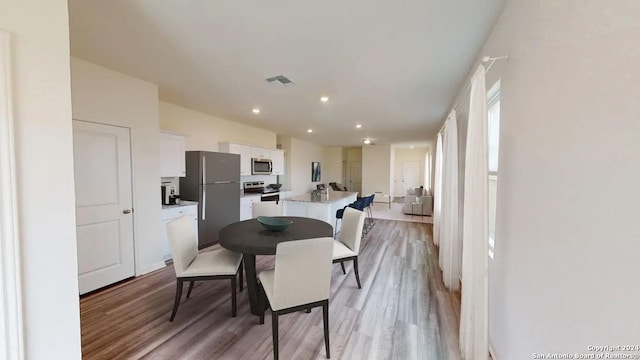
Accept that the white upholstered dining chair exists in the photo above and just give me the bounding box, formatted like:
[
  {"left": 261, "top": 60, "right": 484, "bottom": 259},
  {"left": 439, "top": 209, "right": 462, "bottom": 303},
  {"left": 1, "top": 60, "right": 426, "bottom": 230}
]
[
  {"left": 166, "top": 215, "right": 243, "bottom": 321},
  {"left": 252, "top": 201, "right": 283, "bottom": 218},
  {"left": 332, "top": 207, "right": 366, "bottom": 288},
  {"left": 258, "top": 237, "right": 334, "bottom": 360}
]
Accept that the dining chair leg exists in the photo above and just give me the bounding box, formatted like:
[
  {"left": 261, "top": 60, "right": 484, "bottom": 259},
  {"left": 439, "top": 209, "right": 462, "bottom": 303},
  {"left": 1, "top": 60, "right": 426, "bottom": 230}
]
[
  {"left": 231, "top": 277, "right": 237, "bottom": 317},
  {"left": 340, "top": 262, "right": 346, "bottom": 275},
  {"left": 272, "top": 311, "right": 279, "bottom": 360},
  {"left": 169, "top": 279, "right": 184, "bottom": 322},
  {"left": 186, "top": 281, "right": 195, "bottom": 298},
  {"left": 353, "top": 258, "right": 362, "bottom": 289},
  {"left": 239, "top": 262, "right": 244, "bottom": 292},
  {"left": 322, "top": 301, "right": 330, "bottom": 359},
  {"left": 258, "top": 286, "right": 265, "bottom": 325}
]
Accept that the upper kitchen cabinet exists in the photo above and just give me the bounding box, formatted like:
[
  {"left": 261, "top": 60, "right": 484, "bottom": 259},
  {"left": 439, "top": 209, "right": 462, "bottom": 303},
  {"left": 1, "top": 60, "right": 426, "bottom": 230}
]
[
  {"left": 251, "top": 147, "right": 271, "bottom": 160},
  {"left": 219, "top": 142, "right": 251, "bottom": 176},
  {"left": 160, "top": 131, "right": 186, "bottom": 177},
  {"left": 271, "top": 149, "right": 285, "bottom": 175}
]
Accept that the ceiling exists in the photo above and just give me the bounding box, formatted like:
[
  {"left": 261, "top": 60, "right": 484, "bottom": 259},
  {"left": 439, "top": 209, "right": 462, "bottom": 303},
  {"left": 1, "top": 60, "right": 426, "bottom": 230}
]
[{"left": 69, "top": 0, "right": 505, "bottom": 146}]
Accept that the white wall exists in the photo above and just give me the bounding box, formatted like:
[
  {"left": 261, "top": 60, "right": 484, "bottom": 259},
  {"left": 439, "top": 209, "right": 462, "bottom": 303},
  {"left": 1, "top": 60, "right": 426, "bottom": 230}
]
[
  {"left": 361, "top": 144, "right": 392, "bottom": 200},
  {"left": 278, "top": 135, "right": 324, "bottom": 195},
  {"left": 0, "top": 1, "right": 82, "bottom": 358},
  {"left": 448, "top": 1, "right": 640, "bottom": 358},
  {"left": 322, "top": 146, "right": 343, "bottom": 185},
  {"left": 159, "top": 101, "right": 276, "bottom": 151},
  {"left": 71, "top": 58, "right": 165, "bottom": 275}
]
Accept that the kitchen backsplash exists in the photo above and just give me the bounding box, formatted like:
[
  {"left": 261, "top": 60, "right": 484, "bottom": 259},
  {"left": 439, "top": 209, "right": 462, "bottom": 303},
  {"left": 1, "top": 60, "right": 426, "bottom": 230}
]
[
  {"left": 161, "top": 177, "right": 180, "bottom": 194},
  {"left": 161, "top": 175, "right": 279, "bottom": 195},
  {"left": 240, "top": 175, "right": 278, "bottom": 188}
]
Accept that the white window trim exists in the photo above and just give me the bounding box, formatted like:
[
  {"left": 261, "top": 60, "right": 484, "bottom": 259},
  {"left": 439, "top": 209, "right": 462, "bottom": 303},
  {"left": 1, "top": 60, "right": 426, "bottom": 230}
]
[
  {"left": 487, "top": 80, "right": 500, "bottom": 260},
  {"left": 0, "top": 30, "right": 24, "bottom": 360},
  {"left": 487, "top": 79, "right": 501, "bottom": 107}
]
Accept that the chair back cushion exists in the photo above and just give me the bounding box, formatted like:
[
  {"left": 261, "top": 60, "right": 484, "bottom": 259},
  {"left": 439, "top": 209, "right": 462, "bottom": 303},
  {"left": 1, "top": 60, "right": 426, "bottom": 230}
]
[
  {"left": 339, "top": 207, "right": 366, "bottom": 254},
  {"left": 271, "top": 237, "right": 334, "bottom": 310},
  {"left": 252, "top": 202, "right": 283, "bottom": 218},
  {"left": 166, "top": 216, "right": 198, "bottom": 277}
]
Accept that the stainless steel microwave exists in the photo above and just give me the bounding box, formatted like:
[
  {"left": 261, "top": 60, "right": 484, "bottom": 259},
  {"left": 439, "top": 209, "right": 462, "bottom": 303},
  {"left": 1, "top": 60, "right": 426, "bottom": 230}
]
[{"left": 251, "top": 158, "right": 272, "bottom": 175}]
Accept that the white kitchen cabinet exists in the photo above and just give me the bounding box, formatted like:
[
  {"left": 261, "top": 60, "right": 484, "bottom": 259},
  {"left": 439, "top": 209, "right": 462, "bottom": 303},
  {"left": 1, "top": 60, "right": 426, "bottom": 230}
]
[
  {"left": 271, "top": 149, "right": 285, "bottom": 175},
  {"left": 160, "top": 132, "right": 186, "bottom": 177},
  {"left": 251, "top": 147, "right": 271, "bottom": 160},
  {"left": 240, "top": 195, "right": 261, "bottom": 221},
  {"left": 160, "top": 204, "right": 198, "bottom": 260},
  {"left": 219, "top": 142, "right": 252, "bottom": 176}
]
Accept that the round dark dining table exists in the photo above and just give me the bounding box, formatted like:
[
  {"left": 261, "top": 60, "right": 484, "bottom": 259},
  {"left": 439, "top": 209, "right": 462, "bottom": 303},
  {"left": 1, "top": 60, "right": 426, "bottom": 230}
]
[{"left": 219, "top": 216, "right": 333, "bottom": 315}]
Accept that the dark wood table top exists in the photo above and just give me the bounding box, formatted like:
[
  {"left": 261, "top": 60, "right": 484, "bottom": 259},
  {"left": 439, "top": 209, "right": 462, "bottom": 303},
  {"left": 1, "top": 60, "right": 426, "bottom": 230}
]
[{"left": 219, "top": 216, "right": 333, "bottom": 255}]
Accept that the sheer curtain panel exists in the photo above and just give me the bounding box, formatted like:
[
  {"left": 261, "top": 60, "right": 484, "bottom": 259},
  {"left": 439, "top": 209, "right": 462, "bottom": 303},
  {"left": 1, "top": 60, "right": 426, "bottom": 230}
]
[
  {"left": 438, "top": 110, "right": 461, "bottom": 290},
  {"left": 433, "top": 133, "right": 443, "bottom": 246},
  {"left": 459, "top": 65, "right": 489, "bottom": 359}
]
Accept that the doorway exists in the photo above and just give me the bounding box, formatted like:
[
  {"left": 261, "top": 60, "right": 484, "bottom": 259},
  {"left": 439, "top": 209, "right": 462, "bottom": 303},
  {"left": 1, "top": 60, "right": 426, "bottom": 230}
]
[
  {"left": 348, "top": 161, "right": 362, "bottom": 196},
  {"left": 402, "top": 161, "right": 421, "bottom": 195},
  {"left": 73, "top": 120, "right": 135, "bottom": 294}
]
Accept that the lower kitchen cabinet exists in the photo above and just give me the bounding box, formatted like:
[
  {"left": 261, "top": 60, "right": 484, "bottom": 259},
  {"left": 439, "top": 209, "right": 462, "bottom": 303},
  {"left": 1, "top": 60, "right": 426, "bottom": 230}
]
[
  {"left": 160, "top": 203, "right": 198, "bottom": 261},
  {"left": 240, "top": 195, "right": 261, "bottom": 221}
]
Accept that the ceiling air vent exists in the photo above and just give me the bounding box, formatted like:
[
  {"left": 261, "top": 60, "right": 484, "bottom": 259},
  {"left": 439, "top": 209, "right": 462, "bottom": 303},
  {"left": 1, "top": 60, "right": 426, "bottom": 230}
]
[{"left": 266, "top": 75, "right": 295, "bottom": 86}]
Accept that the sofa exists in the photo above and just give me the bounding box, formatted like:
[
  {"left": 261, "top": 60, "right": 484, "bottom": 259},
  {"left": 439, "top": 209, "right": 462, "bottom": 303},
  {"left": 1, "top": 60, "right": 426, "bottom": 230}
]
[{"left": 402, "top": 188, "right": 433, "bottom": 216}]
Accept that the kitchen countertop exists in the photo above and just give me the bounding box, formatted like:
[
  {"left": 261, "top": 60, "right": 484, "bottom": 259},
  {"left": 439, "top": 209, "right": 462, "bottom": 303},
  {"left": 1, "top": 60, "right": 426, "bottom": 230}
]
[
  {"left": 161, "top": 200, "right": 198, "bottom": 209},
  {"left": 282, "top": 191, "right": 359, "bottom": 204}
]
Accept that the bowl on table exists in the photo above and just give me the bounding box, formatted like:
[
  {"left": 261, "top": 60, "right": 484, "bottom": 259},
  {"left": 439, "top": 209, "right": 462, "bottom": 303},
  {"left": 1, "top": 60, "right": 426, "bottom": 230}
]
[
  {"left": 268, "top": 183, "right": 282, "bottom": 190},
  {"left": 257, "top": 216, "right": 292, "bottom": 232}
]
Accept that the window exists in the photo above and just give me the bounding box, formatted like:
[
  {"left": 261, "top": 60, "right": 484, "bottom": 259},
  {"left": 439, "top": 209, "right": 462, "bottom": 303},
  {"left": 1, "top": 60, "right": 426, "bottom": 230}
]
[
  {"left": 487, "top": 80, "right": 500, "bottom": 259},
  {"left": 425, "top": 152, "right": 432, "bottom": 193}
]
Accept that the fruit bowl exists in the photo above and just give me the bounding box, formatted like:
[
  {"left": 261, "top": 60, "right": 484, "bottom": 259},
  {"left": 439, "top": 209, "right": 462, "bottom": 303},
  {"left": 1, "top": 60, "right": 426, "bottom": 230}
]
[{"left": 257, "top": 216, "right": 292, "bottom": 232}]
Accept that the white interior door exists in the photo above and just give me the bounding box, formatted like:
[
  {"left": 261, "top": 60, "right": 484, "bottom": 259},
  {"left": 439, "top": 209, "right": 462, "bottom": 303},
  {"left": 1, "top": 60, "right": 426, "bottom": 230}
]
[
  {"left": 73, "top": 120, "right": 135, "bottom": 294},
  {"left": 402, "top": 161, "right": 421, "bottom": 195},
  {"left": 348, "top": 161, "right": 362, "bottom": 196}
]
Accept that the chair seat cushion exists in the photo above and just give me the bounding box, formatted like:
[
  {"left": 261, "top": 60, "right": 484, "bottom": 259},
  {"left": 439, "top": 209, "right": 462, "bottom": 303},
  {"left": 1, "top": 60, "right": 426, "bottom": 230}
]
[
  {"left": 332, "top": 241, "right": 356, "bottom": 260},
  {"left": 181, "top": 249, "right": 242, "bottom": 277},
  {"left": 258, "top": 269, "right": 277, "bottom": 309}
]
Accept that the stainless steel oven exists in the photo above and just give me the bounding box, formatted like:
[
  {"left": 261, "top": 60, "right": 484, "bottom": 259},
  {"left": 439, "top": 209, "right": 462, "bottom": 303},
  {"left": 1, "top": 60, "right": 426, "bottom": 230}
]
[
  {"left": 261, "top": 192, "right": 280, "bottom": 202},
  {"left": 251, "top": 158, "right": 272, "bottom": 175}
]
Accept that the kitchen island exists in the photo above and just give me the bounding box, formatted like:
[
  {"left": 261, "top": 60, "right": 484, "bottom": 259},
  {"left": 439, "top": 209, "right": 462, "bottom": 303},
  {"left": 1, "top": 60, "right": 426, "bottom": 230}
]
[{"left": 281, "top": 191, "right": 358, "bottom": 233}]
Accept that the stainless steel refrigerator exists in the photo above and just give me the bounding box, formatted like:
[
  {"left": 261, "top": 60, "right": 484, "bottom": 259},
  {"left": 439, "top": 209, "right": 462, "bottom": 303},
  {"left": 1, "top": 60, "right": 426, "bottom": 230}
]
[{"left": 180, "top": 151, "right": 240, "bottom": 248}]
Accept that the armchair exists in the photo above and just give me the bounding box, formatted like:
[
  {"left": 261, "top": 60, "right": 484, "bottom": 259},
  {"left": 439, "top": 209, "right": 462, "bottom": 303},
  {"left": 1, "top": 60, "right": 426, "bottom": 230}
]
[{"left": 403, "top": 189, "right": 433, "bottom": 216}]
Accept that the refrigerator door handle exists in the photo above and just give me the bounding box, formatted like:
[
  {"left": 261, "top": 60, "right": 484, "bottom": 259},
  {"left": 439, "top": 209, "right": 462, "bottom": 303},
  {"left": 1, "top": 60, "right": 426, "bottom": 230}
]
[
  {"left": 202, "top": 156, "right": 206, "bottom": 185},
  {"left": 202, "top": 186, "right": 206, "bottom": 220}
]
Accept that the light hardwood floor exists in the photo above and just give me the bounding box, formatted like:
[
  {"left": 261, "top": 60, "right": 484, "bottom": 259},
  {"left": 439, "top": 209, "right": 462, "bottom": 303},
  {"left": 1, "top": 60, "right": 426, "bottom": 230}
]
[{"left": 80, "top": 219, "right": 461, "bottom": 360}]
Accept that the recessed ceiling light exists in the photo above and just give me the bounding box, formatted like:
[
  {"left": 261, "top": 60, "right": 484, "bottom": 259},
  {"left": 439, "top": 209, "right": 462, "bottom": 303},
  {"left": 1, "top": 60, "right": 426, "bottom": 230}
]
[
  {"left": 363, "top": 138, "right": 371, "bottom": 145},
  {"left": 355, "top": 124, "right": 362, "bottom": 129},
  {"left": 320, "top": 96, "right": 329, "bottom": 103},
  {"left": 307, "top": 129, "right": 313, "bottom": 133},
  {"left": 252, "top": 108, "right": 260, "bottom": 114}
]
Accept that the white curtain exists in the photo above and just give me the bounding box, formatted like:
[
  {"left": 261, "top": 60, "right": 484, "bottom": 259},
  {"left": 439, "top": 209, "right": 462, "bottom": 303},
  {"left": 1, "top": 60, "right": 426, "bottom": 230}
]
[
  {"left": 438, "top": 110, "right": 461, "bottom": 290},
  {"left": 459, "top": 65, "right": 489, "bottom": 359},
  {"left": 433, "top": 134, "right": 443, "bottom": 246}
]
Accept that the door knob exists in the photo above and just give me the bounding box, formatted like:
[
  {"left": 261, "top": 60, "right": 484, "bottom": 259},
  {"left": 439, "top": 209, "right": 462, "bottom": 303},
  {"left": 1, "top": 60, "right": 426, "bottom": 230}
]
[{"left": 123, "top": 209, "right": 132, "bottom": 214}]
